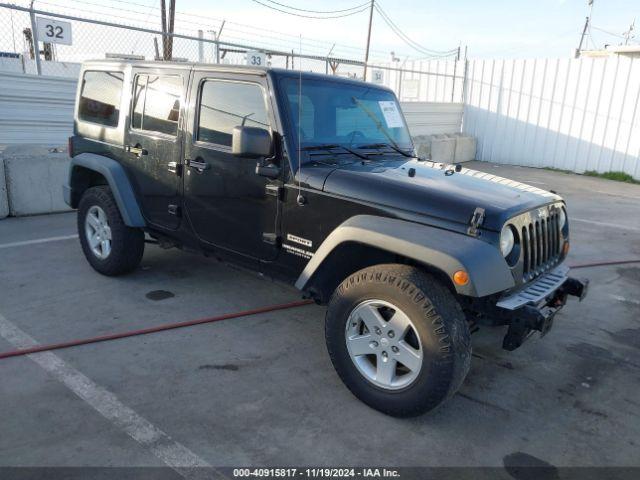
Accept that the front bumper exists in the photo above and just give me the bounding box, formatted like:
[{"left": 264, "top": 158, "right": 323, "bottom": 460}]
[{"left": 496, "top": 266, "right": 589, "bottom": 350}]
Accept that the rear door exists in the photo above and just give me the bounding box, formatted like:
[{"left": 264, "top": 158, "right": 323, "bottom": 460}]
[
  {"left": 183, "top": 71, "right": 280, "bottom": 260},
  {"left": 124, "top": 67, "right": 187, "bottom": 230}
]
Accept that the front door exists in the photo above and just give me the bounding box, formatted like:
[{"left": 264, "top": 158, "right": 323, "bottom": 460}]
[
  {"left": 124, "top": 68, "right": 187, "bottom": 230},
  {"left": 183, "top": 72, "right": 279, "bottom": 260}
]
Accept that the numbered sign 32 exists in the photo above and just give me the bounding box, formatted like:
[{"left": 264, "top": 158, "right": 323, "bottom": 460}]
[
  {"left": 36, "top": 17, "right": 73, "bottom": 46},
  {"left": 246, "top": 51, "right": 266, "bottom": 67}
]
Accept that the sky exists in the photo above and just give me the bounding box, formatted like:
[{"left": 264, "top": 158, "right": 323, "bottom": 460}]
[
  {"left": 7, "top": 0, "right": 640, "bottom": 62},
  {"left": 156, "top": 0, "right": 639, "bottom": 59}
]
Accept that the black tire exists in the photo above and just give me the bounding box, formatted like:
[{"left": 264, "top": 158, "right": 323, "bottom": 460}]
[
  {"left": 325, "top": 264, "right": 471, "bottom": 417},
  {"left": 77, "top": 185, "right": 145, "bottom": 276}
]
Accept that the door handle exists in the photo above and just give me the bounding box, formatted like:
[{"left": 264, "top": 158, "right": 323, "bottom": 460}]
[
  {"left": 187, "top": 158, "right": 210, "bottom": 172},
  {"left": 125, "top": 145, "right": 148, "bottom": 158}
]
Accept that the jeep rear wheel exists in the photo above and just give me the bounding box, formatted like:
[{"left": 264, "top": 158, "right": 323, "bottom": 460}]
[
  {"left": 78, "top": 186, "right": 145, "bottom": 276},
  {"left": 325, "top": 264, "right": 471, "bottom": 417}
]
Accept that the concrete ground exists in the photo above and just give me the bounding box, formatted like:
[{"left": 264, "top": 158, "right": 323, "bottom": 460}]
[{"left": 0, "top": 162, "right": 639, "bottom": 472}]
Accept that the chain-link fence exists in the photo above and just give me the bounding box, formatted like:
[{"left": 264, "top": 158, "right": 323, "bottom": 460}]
[{"left": 0, "top": 2, "right": 465, "bottom": 102}]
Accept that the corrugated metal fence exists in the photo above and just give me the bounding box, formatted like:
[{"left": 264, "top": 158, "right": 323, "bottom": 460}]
[
  {"left": 0, "top": 72, "right": 76, "bottom": 144},
  {"left": 463, "top": 56, "right": 640, "bottom": 179},
  {"left": 401, "top": 102, "right": 463, "bottom": 136},
  {"left": 0, "top": 72, "right": 462, "bottom": 144}
]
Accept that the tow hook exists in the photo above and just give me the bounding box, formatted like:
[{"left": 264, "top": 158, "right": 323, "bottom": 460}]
[
  {"left": 502, "top": 304, "right": 558, "bottom": 351},
  {"left": 562, "top": 277, "right": 589, "bottom": 301}
]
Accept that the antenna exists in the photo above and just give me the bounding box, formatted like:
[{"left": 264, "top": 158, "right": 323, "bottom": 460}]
[{"left": 296, "top": 34, "right": 305, "bottom": 206}]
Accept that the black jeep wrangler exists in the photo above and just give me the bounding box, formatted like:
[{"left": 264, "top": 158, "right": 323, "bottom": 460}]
[{"left": 64, "top": 60, "right": 587, "bottom": 416}]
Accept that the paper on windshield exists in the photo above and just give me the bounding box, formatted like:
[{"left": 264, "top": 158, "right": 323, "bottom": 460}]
[{"left": 378, "top": 101, "right": 404, "bottom": 128}]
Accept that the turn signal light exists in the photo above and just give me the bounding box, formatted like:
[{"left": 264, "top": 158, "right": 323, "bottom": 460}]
[
  {"left": 453, "top": 270, "right": 469, "bottom": 286},
  {"left": 563, "top": 241, "right": 570, "bottom": 256}
]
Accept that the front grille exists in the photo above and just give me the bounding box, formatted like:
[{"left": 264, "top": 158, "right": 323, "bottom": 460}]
[{"left": 521, "top": 209, "right": 561, "bottom": 281}]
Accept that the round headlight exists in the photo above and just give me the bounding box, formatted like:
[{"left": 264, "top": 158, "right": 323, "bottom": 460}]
[
  {"left": 500, "top": 225, "right": 515, "bottom": 257},
  {"left": 558, "top": 208, "right": 567, "bottom": 229}
]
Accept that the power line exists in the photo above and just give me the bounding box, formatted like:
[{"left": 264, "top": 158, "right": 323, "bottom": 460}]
[
  {"left": 374, "top": 3, "right": 457, "bottom": 57},
  {"left": 16, "top": 0, "right": 425, "bottom": 60},
  {"left": 28, "top": 0, "right": 355, "bottom": 55},
  {"left": 65, "top": 0, "right": 398, "bottom": 57},
  {"left": 591, "top": 25, "right": 625, "bottom": 39},
  {"left": 260, "top": 0, "right": 370, "bottom": 14},
  {"left": 248, "top": 0, "right": 370, "bottom": 19}
]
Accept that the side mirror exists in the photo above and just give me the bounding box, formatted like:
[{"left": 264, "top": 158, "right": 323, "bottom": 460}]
[{"left": 232, "top": 126, "right": 272, "bottom": 158}]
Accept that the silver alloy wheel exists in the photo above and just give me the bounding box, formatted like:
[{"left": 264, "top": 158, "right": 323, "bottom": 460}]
[
  {"left": 84, "top": 205, "right": 112, "bottom": 260},
  {"left": 345, "top": 299, "right": 423, "bottom": 390}
]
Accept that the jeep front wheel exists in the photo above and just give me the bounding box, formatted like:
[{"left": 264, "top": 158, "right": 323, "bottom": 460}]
[
  {"left": 78, "top": 186, "right": 145, "bottom": 276},
  {"left": 325, "top": 264, "right": 471, "bottom": 417}
]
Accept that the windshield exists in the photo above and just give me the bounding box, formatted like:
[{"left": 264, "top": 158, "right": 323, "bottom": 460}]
[{"left": 280, "top": 77, "right": 413, "bottom": 162}]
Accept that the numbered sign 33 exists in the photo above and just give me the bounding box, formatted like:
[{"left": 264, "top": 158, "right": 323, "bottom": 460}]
[
  {"left": 246, "top": 51, "right": 266, "bottom": 67},
  {"left": 36, "top": 17, "right": 73, "bottom": 46},
  {"left": 372, "top": 69, "right": 384, "bottom": 85}
]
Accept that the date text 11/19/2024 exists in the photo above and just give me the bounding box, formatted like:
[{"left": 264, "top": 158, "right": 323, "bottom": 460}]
[{"left": 232, "top": 468, "right": 400, "bottom": 478}]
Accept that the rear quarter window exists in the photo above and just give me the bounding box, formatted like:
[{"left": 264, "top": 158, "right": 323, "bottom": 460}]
[{"left": 78, "top": 71, "right": 124, "bottom": 127}]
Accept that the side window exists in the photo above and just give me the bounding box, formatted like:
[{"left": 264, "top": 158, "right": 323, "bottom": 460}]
[
  {"left": 131, "top": 74, "right": 182, "bottom": 136},
  {"left": 197, "top": 80, "right": 269, "bottom": 147},
  {"left": 78, "top": 71, "right": 124, "bottom": 127}
]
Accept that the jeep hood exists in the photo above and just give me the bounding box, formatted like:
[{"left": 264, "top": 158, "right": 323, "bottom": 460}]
[{"left": 320, "top": 159, "right": 562, "bottom": 231}]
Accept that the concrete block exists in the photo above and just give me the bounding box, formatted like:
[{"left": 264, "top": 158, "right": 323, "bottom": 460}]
[
  {"left": 412, "top": 134, "right": 432, "bottom": 159},
  {"left": 430, "top": 134, "right": 456, "bottom": 163},
  {"left": 4, "top": 145, "right": 72, "bottom": 216},
  {"left": 0, "top": 157, "right": 8, "bottom": 219},
  {"left": 446, "top": 133, "right": 477, "bottom": 163}
]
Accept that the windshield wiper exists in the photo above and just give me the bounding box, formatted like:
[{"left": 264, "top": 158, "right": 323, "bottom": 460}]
[
  {"left": 350, "top": 98, "right": 414, "bottom": 156},
  {"left": 302, "top": 144, "right": 368, "bottom": 160},
  {"left": 356, "top": 142, "right": 414, "bottom": 158}
]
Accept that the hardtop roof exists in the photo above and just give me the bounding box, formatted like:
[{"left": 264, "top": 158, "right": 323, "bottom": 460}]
[{"left": 81, "top": 59, "right": 394, "bottom": 92}]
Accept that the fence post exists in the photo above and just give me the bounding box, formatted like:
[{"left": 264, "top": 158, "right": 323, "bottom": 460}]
[
  {"left": 29, "top": 3, "right": 42, "bottom": 75},
  {"left": 451, "top": 59, "right": 458, "bottom": 102},
  {"left": 462, "top": 59, "right": 469, "bottom": 105},
  {"left": 460, "top": 59, "right": 470, "bottom": 132},
  {"left": 198, "top": 30, "right": 204, "bottom": 62}
]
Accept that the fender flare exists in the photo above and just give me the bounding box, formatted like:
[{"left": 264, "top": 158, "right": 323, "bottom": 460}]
[
  {"left": 295, "top": 215, "right": 515, "bottom": 297},
  {"left": 64, "top": 153, "right": 146, "bottom": 228}
]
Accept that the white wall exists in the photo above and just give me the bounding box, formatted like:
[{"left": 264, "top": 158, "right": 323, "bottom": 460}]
[
  {"left": 0, "top": 72, "right": 76, "bottom": 145},
  {"left": 402, "top": 102, "right": 463, "bottom": 136},
  {"left": 463, "top": 56, "right": 640, "bottom": 179}
]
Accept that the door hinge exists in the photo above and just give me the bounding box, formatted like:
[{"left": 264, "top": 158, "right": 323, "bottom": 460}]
[
  {"left": 262, "top": 233, "right": 281, "bottom": 246},
  {"left": 467, "top": 207, "right": 485, "bottom": 237},
  {"left": 265, "top": 184, "right": 283, "bottom": 199},
  {"left": 168, "top": 161, "right": 182, "bottom": 176},
  {"left": 168, "top": 204, "right": 182, "bottom": 217}
]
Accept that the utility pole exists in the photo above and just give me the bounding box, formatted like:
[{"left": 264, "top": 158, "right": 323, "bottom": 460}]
[
  {"left": 160, "top": 0, "right": 167, "bottom": 59},
  {"left": 576, "top": 0, "right": 594, "bottom": 58},
  {"left": 160, "top": 0, "right": 176, "bottom": 60},
  {"left": 363, "top": 0, "right": 374, "bottom": 81},
  {"left": 623, "top": 18, "right": 635, "bottom": 45}
]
